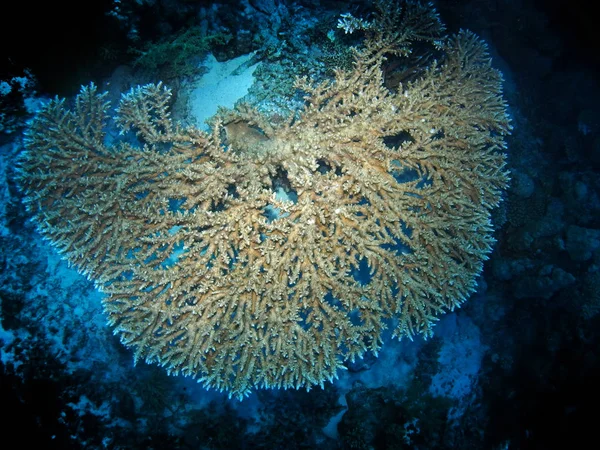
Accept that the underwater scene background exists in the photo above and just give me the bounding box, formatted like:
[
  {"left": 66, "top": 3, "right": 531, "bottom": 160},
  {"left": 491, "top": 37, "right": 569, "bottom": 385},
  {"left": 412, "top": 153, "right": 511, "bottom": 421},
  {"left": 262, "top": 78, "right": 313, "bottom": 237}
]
[{"left": 1, "top": 1, "right": 599, "bottom": 448}]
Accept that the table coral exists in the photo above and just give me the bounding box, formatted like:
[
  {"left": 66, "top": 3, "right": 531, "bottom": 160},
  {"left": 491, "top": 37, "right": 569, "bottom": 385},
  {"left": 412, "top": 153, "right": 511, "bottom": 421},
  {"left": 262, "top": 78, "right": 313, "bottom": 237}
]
[{"left": 18, "top": 1, "right": 510, "bottom": 398}]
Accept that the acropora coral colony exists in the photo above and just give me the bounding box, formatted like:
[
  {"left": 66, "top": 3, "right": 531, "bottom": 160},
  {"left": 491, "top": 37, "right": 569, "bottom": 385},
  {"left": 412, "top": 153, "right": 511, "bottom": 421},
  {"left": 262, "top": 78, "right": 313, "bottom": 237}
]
[{"left": 19, "top": 2, "right": 510, "bottom": 399}]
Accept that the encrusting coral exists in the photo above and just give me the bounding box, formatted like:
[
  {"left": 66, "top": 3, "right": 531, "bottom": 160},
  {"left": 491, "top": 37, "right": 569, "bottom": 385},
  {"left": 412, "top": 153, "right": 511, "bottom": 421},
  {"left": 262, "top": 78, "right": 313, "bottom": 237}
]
[{"left": 18, "top": 1, "right": 510, "bottom": 399}]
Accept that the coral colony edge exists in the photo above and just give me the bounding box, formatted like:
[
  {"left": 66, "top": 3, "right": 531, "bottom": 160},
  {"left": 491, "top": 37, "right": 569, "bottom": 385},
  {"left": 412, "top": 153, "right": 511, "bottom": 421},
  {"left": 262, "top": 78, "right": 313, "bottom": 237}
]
[{"left": 17, "top": 2, "right": 510, "bottom": 400}]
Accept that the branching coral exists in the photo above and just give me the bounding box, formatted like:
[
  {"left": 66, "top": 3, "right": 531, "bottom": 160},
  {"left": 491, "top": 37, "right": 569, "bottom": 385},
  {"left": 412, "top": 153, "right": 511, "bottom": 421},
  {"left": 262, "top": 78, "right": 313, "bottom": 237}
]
[{"left": 19, "top": 1, "right": 510, "bottom": 398}]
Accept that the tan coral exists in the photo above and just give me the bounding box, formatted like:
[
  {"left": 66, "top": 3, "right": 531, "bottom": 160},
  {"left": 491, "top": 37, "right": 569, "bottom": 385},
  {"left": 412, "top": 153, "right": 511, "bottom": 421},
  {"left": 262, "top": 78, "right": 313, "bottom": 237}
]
[{"left": 19, "top": 1, "right": 510, "bottom": 399}]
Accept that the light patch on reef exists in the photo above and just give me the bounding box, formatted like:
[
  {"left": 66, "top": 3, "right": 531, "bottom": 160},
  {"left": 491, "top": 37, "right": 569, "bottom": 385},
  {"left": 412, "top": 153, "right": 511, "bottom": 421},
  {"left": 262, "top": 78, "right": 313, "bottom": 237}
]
[{"left": 190, "top": 52, "right": 259, "bottom": 129}]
